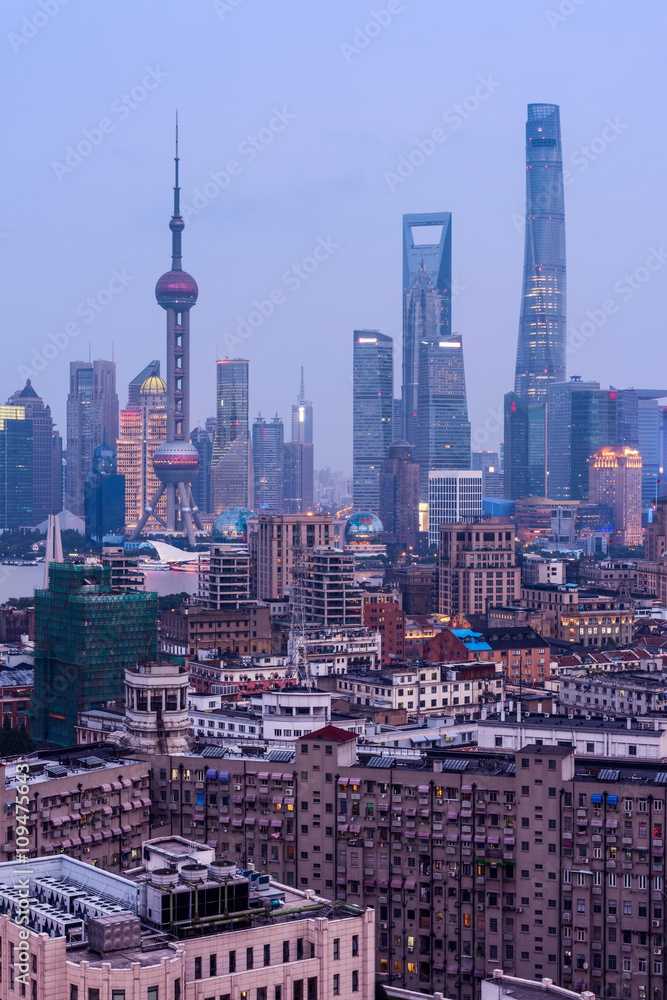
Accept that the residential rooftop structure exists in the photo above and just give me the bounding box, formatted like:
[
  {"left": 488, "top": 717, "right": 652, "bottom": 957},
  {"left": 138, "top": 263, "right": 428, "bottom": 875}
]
[
  {"left": 558, "top": 670, "right": 667, "bottom": 720},
  {"left": 0, "top": 843, "right": 374, "bottom": 1000}
]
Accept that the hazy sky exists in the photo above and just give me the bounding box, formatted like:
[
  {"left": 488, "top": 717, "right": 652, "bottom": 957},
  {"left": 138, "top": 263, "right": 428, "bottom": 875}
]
[{"left": 3, "top": 0, "right": 666, "bottom": 473}]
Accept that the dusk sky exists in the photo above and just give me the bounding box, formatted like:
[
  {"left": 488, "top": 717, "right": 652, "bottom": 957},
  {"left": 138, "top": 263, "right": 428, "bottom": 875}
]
[{"left": 3, "top": 0, "right": 665, "bottom": 473}]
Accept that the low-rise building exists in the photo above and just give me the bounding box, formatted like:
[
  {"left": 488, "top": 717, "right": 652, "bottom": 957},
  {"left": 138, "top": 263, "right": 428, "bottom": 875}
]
[
  {"left": 426, "top": 626, "right": 551, "bottom": 686},
  {"left": 0, "top": 666, "right": 33, "bottom": 730},
  {"left": 521, "top": 583, "right": 634, "bottom": 648},
  {"left": 0, "top": 845, "right": 374, "bottom": 1000},
  {"left": 477, "top": 710, "right": 667, "bottom": 757},
  {"left": 559, "top": 670, "right": 667, "bottom": 718}
]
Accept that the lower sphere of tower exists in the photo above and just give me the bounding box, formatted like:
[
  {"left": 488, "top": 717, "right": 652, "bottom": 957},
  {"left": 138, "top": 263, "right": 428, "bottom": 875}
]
[{"left": 153, "top": 441, "right": 200, "bottom": 484}]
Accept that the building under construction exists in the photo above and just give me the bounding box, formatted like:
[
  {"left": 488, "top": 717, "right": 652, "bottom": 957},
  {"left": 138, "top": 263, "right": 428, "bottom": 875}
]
[{"left": 31, "top": 563, "right": 158, "bottom": 746}]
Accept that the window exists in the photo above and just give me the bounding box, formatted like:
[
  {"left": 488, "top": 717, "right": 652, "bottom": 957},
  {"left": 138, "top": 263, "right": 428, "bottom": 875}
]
[
  {"left": 247, "top": 947, "right": 254, "bottom": 970},
  {"left": 209, "top": 955, "right": 216, "bottom": 978},
  {"left": 147, "top": 990, "right": 158, "bottom": 1000},
  {"left": 70, "top": 989, "right": 79, "bottom": 1000},
  {"left": 352, "top": 971, "right": 359, "bottom": 993},
  {"left": 194, "top": 957, "right": 202, "bottom": 980},
  {"left": 264, "top": 944, "right": 271, "bottom": 967},
  {"left": 333, "top": 976, "right": 339, "bottom": 997},
  {"left": 352, "top": 935, "right": 358, "bottom": 957},
  {"left": 111, "top": 994, "right": 125, "bottom": 1000},
  {"left": 283, "top": 942, "right": 290, "bottom": 963},
  {"left": 229, "top": 951, "right": 236, "bottom": 973},
  {"left": 333, "top": 938, "right": 339, "bottom": 960}
]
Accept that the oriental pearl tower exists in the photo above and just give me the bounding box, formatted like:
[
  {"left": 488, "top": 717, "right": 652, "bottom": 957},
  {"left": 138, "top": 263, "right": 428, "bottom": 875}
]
[{"left": 131, "top": 118, "right": 203, "bottom": 548}]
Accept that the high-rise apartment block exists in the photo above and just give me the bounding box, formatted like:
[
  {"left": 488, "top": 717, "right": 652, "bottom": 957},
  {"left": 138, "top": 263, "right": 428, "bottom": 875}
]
[
  {"left": 212, "top": 358, "right": 250, "bottom": 513},
  {"left": 547, "top": 377, "right": 617, "bottom": 500},
  {"left": 302, "top": 547, "right": 361, "bottom": 626},
  {"left": 257, "top": 513, "right": 331, "bottom": 600},
  {"left": 352, "top": 330, "right": 393, "bottom": 513},
  {"left": 283, "top": 441, "right": 314, "bottom": 514},
  {"left": 438, "top": 518, "right": 520, "bottom": 616},
  {"left": 428, "top": 470, "right": 483, "bottom": 547},
  {"left": 198, "top": 544, "right": 251, "bottom": 609},
  {"left": 66, "top": 360, "right": 118, "bottom": 516},
  {"left": 379, "top": 440, "right": 420, "bottom": 539},
  {"left": 589, "top": 445, "right": 643, "bottom": 546},
  {"left": 252, "top": 415, "right": 284, "bottom": 513}
]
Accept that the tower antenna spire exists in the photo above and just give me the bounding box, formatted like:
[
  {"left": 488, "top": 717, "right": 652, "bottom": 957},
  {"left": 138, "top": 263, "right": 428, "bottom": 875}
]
[{"left": 170, "top": 111, "right": 183, "bottom": 270}]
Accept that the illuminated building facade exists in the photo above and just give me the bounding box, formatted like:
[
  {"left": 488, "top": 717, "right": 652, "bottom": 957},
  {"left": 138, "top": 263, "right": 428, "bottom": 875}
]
[
  {"left": 402, "top": 214, "right": 470, "bottom": 495},
  {"left": 66, "top": 360, "right": 119, "bottom": 516},
  {"left": 547, "top": 377, "right": 617, "bottom": 500},
  {"left": 212, "top": 358, "right": 250, "bottom": 513},
  {"left": 6, "top": 380, "right": 60, "bottom": 522},
  {"left": 514, "top": 104, "right": 567, "bottom": 402},
  {"left": 589, "top": 445, "right": 643, "bottom": 546},
  {"left": 117, "top": 376, "right": 167, "bottom": 530},
  {"left": 352, "top": 330, "right": 393, "bottom": 513},
  {"left": 252, "top": 415, "right": 284, "bottom": 513},
  {"left": 0, "top": 405, "right": 32, "bottom": 529}
]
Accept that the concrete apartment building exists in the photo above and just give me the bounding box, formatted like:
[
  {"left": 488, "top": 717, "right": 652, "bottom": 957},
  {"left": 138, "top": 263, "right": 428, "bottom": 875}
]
[
  {"left": 0, "top": 748, "right": 150, "bottom": 869},
  {"left": 147, "top": 726, "right": 667, "bottom": 999},
  {"left": 318, "top": 662, "right": 504, "bottom": 720},
  {"left": 362, "top": 593, "right": 406, "bottom": 666},
  {"left": 0, "top": 844, "right": 374, "bottom": 1000},
  {"left": 426, "top": 627, "right": 551, "bottom": 686},
  {"left": 257, "top": 513, "right": 332, "bottom": 600},
  {"left": 198, "top": 544, "right": 252, "bottom": 609},
  {"left": 559, "top": 671, "right": 667, "bottom": 719},
  {"left": 159, "top": 603, "right": 272, "bottom": 657},
  {"left": 438, "top": 519, "right": 521, "bottom": 618},
  {"left": 520, "top": 584, "right": 634, "bottom": 648}
]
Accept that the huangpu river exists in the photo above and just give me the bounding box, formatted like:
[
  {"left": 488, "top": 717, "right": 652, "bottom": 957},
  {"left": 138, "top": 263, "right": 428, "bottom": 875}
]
[{"left": 0, "top": 563, "right": 199, "bottom": 604}]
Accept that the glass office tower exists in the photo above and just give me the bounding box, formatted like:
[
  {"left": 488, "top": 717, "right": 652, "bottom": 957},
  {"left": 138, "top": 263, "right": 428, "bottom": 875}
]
[
  {"left": 252, "top": 415, "right": 284, "bottom": 513},
  {"left": 353, "top": 330, "right": 393, "bottom": 513},
  {"left": 212, "top": 359, "right": 250, "bottom": 513},
  {"left": 514, "top": 104, "right": 567, "bottom": 403},
  {"left": 547, "top": 377, "right": 617, "bottom": 501},
  {"left": 402, "top": 213, "right": 470, "bottom": 497}
]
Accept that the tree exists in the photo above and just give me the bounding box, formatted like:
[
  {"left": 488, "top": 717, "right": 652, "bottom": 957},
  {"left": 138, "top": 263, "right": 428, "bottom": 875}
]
[{"left": 375, "top": 983, "right": 389, "bottom": 1000}]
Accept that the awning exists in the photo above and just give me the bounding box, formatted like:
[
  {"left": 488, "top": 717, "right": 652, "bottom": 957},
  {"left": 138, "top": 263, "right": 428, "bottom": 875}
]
[
  {"left": 390, "top": 878, "right": 402, "bottom": 889},
  {"left": 405, "top": 830, "right": 416, "bottom": 838},
  {"left": 120, "top": 778, "right": 132, "bottom": 789},
  {"left": 258, "top": 772, "right": 270, "bottom": 780},
  {"left": 284, "top": 798, "right": 295, "bottom": 806},
  {"left": 404, "top": 879, "right": 416, "bottom": 890},
  {"left": 206, "top": 768, "right": 218, "bottom": 780},
  {"left": 245, "top": 794, "right": 256, "bottom": 803},
  {"left": 271, "top": 772, "right": 283, "bottom": 781},
  {"left": 140, "top": 798, "right": 151, "bottom": 808},
  {"left": 101, "top": 830, "right": 112, "bottom": 840},
  {"left": 244, "top": 817, "right": 256, "bottom": 825},
  {"left": 392, "top": 807, "right": 403, "bottom": 815},
  {"left": 101, "top": 806, "right": 112, "bottom": 816},
  {"left": 110, "top": 827, "right": 122, "bottom": 837},
  {"left": 338, "top": 825, "right": 348, "bottom": 833},
  {"left": 406, "top": 808, "right": 417, "bottom": 817},
  {"left": 232, "top": 796, "right": 243, "bottom": 804},
  {"left": 61, "top": 839, "right": 72, "bottom": 848},
  {"left": 52, "top": 818, "right": 62, "bottom": 827},
  {"left": 418, "top": 785, "right": 429, "bottom": 794},
  {"left": 504, "top": 837, "right": 515, "bottom": 845},
  {"left": 364, "top": 878, "right": 376, "bottom": 887},
  {"left": 608, "top": 795, "right": 618, "bottom": 805},
  {"left": 447, "top": 810, "right": 458, "bottom": 820},
  {"left": 474, "top": 835, "right": 486, "bottom": 844},
  {"left": 377, "top": 879, "right": 389, "bottom": 889},
  {"left": 272, "top": 797, "right": 283, "bottom": 805},
  {"left": 207, "top": 839, "right": 217, "bottom": 848},
  {"left": 487, "top": 835, "right": 500, "bottom": 844},
  {"left": 591, "top": 793, "right": 603, "bottom": 804},
  {"left": 378, "top": 803, "right": 389, "bottom": 812},
  {"left": 100, "top": 783, "right": 112, "bottom": 793},
  {"left": 447, "top": 965, "right": 458, "bottom": 975},
  {"left": 120, "top": 824, "right": 131, "bottom": 834},
  {"left": 419, "top": 810, "right": 429, "bottom": 818},
  {"left": 110, "top": 781, "right": 122, "bottom": 791},
  {"left": 69, "top": 813, "right": 81, "bottom": 823},
  {"left": 120, "top": 802, "right": 132, "bottom": 812},
  {"left": 70, "top": 837, "right": 82, "bottom": 847},
  {"left": 130, "top": 799, "right": 143, "bottom": 810},
  {"left": 282, "top": 773, "right": 293, "bottom": 782},
  {"left": 446, "top": 834, "right": 458, "bottom": 842},
  {"left": 337, "top": 777, "right": 348, "bottom": 786},
  {"left": 591, "top": 819, "right": 603, "bottom": 827},
  {"left": 232, "top": 819, "right": 243, "bottom": 828},
  {"left": 606, "top": 820, "right": 618, "bottom": 828},
  {"left": 461, "top": 785, "right": 473, "bottom": 792},
  {"left": 271, "top": 820, "right": 283, "bottom": 829},
  {"left": 218, "top": 772, "right": 231, "bottom": 783},
  {"left": 92, "top": 833, "right": 103, "bottom": 843},
  {"left": 81, "top": 834, "right": 93, "bottom": 844}
]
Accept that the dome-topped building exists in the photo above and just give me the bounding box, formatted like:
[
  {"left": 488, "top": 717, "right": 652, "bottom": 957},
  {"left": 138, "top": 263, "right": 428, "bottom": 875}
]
[
  {"left": 212, "top": 506, "right": 256, "bottom": 543},
  {"left": 140, "top": 375, "right": 167, "bottom": 396},
  {"left": 344, "top": 510, "right": 384, "bottom": 543}
]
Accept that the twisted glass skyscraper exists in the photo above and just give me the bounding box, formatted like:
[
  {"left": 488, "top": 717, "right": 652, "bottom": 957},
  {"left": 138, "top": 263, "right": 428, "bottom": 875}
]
[{"left": 514, "top": 104, "right": 567, "bottom": 402}]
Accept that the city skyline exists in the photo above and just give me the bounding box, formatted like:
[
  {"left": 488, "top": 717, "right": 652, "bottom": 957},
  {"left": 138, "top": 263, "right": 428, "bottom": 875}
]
[{"left": 4, "top": 1, "right": 665, "bottom": 473}]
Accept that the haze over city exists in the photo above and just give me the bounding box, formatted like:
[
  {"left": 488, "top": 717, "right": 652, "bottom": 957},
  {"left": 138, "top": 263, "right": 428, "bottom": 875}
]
[{"left": 4, "top": 0, "right": 666, "bottom": 470}]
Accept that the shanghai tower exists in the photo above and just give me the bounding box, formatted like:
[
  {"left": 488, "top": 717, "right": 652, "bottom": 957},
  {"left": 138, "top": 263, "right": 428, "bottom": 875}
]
[{"left": 514, "top": 103, "right": 566, "bottom": 402}]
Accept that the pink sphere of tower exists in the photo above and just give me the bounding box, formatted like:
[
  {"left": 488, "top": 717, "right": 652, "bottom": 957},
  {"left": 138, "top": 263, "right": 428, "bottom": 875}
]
[
  {"left": 152, "top": 441, "right": 200, "bottom": 485},
  {"left": 155, "top": 269, "right": 199, "bottom": 311}
]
